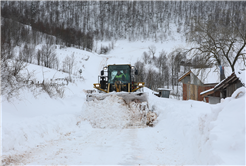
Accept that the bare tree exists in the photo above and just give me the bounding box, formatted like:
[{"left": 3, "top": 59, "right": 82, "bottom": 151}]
[
  {"left": 22, "top": 44, "right": 35, "bottom": 63},
  {"left": 62, "top": 53, "right": 76, "bottom": 81},
  {"left": 40, "top": 44, "right": 56, "bottom": 68},
  {"left": 68, "top": 53, "right": 76, "bottom": 80},
  {"left": 168, "top": 48, "right": 185, "bottom": 89},
  {"left": 155, "top": 50, "right": 167, "bottom": 70},
  {"left": 134, "top": 60, "right": 146, "bottom": 83},
  {"left": 1, "top": 56, "right": 29, "bottom": 100},
  {"left": 146, "top": 69, "right": 159, "bottom": 91},
  {"left": 36, "top": 49, "right": 41, "bottom": 65},
  {"left": 186, "top": 19, "right": 246, "bottom": 72},
  {"left": 148, "top": 45, "right": 156, "bottom": 59},
  {"left": 0, "top": 20, "right": 27, "bottom": 96},
  {"left": 142, "top": 51, "right": 149, "bottom": 64}
]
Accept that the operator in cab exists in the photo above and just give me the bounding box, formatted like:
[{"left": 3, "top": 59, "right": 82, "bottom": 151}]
[{"left": 113, "top": 70, "right": 125, "bottom": 82}]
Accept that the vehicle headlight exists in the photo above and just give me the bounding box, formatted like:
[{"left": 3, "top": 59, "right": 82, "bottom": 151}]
[
  {"left": 95, "top": 84, "right": 100, "bottom": 87},
  {"left": 138, "top": 83, "right": 143, "bottom": 86}
]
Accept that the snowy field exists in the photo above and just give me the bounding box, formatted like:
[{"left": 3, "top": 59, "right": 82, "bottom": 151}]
[{"left": 2, "top": 39, "right": 246, "bottom": 165}]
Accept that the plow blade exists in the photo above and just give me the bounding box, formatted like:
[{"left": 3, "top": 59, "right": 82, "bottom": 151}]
[{"left": 86, "top": 92, "right": 148, "bottom": 104}]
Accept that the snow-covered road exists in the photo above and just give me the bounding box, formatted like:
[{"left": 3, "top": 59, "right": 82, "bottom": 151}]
[{"left": 15, "top": 127, "right": 194, "bottom": 165}]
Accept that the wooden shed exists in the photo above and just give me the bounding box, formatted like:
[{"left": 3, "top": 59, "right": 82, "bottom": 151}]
[
  {"left": 178, "top": 67, "right": 231, "bottom": 102},
  {"left": 200, "top": 72, "right": 244, "bottom": 103}
]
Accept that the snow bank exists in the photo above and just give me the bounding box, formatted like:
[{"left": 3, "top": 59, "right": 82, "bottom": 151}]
[
  {"left": 2, "top": 83, "right": 90, "bottom": 157},
  {"left": 148, "top": 94, "right": 214, "bottom": 164},
  {"left": 207, "top": 87, "right": 245, "bottom": 164},
  {"left": 145, "top": 87, "right": 245, "bottom": 164},
  {"left": 3, "top": 113, "right": 83, "bottom": 155}
]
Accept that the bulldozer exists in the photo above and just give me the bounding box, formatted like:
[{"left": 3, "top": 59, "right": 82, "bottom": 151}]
[{"left": 86, "top": 64, "right": 148, "bottom": 104}]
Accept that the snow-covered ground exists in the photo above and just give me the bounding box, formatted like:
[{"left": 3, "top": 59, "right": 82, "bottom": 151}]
[
  {"left": 95, "top": 39, "right": 194, "bottom": 65},
  {"left": 2, "top": 39, "right": 246, "bottom": 165}
]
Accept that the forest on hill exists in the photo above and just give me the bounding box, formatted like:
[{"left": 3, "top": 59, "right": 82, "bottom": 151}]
[{"left": 2, "top": 1, "right": 246, "bottom": 44}]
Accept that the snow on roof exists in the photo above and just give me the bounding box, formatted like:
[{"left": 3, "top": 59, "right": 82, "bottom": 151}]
[
  {"left": 214, "top": 77, "right": 227, "bottom": 89},
  {"left": 178, "top": 70, "right": 191, "bottom": 81},
  {"left": 200, "top": 88, "right": 214, "bottom": 95},
  {"left": 191, "top": 66, "right": 232, "bottom": 84},
  {"left": 107, "top": 63, "right": 132, "bottom": 65},
  {"left": 235, "top": 69, "right": 245, "bottom": 86},
  {"left": 158, "top": 88, "right": 172, "bottom": 91}
]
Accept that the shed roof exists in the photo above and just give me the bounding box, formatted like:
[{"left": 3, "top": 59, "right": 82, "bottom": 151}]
[
  {"left": 214, "top": 72, "right": 239, "bottom": 91},
  {"left": 200, "top": 69, "right": 244, "bottom": 97}
]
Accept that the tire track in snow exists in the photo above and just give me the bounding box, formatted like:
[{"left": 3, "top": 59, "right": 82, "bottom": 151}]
[{"left": 16, "top": 127, "right": 196, "bottom": 165}]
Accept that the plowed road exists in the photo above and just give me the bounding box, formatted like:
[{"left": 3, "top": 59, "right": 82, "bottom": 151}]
[{"left": 8, "top": 127, "right": 195, "bottom": 165}]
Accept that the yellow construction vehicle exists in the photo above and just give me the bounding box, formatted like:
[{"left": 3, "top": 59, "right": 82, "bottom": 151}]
[{"left": 86, "top": 64, "right": 147, "bottom": 103}]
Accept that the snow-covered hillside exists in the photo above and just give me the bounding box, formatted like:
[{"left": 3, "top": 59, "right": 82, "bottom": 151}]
[{"left": 2, "top": 40, "right": 245, "bottom": 165}]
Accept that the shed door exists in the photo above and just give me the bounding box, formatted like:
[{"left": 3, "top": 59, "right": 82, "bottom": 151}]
[{"left": 187, "top": 84, "right": 197, "bottom": 100}]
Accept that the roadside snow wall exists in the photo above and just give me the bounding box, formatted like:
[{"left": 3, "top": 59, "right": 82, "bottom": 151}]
[
  {"left": 2, "top": 87, "right": 90, "bottom": 157},
  {"left": 206, "top": 87, "right": 245, "bottom": 164},
  {"left": 3, "top": 113, "right": 87, "bottom": 156},
  {"left": 145, "top": 87, "right": 245, "bottom": 165}
]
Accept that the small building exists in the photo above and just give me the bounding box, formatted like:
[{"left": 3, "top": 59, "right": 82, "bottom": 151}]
[
  {"left": 178, "top": 67, "right": 230, "bottom": 102},
  {"left": 200, "top": 71, "right": 244, "bottom": 104},
  {"left": 157, "top": 88, "right": 172, "bottom": 98},
  {"left": 200, "top": 88, "right": 221, "bottom": 104}
]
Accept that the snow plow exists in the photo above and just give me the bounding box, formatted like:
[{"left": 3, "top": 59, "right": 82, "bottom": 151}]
[
  {"left": 85, "top": 64, "right": 157, "bottom": 127},
  {"left": 86, "top": 64, "right": 147, "bottom": 104}
]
